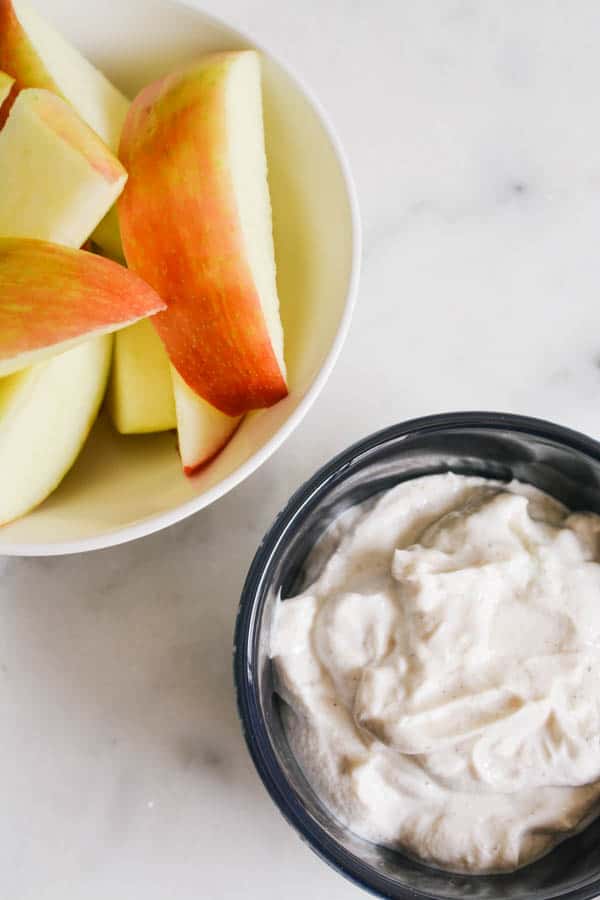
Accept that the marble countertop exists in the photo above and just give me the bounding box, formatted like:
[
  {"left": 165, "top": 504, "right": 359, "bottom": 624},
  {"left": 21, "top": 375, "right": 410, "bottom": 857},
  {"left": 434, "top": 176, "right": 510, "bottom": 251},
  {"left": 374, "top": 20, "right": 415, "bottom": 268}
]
[{"left": 4, "top": 1, "right": 600, "bottom": 897}]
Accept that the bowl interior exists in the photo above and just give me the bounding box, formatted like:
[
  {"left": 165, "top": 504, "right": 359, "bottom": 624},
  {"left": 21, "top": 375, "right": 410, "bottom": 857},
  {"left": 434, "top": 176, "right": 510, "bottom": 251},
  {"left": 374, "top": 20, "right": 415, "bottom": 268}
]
[
  {"left": 237, "top": 416, "right": 600, "bottom": 900},
  {"left": 0, "top": 0, "right": 356, "bottom": 553}
]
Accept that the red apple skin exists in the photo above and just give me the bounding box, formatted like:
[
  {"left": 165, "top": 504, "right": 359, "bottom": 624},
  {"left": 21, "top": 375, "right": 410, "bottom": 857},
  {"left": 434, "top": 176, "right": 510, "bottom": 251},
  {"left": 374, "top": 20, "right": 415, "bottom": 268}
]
[
  {"left": 0, "top": 0, "right": 53, "bottom": 125},
  {"left": 0, "top": 70, "right": 15, "bottom": 124},
  {"left": 0, "top": 237, "right": 166, "bottom": 366},
  {"left": 0, "top": 0, "right": 54, "bottom": 87},
  {"left": 0, "top": 0, "right": 129, "bottom": 150},
  {"left": 118, "top": 53, "right": 288, "bottom": 418}
]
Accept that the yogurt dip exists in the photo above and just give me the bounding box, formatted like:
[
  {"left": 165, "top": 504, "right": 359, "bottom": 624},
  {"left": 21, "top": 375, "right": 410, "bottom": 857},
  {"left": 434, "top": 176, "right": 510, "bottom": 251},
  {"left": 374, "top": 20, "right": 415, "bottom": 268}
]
[{"left": 270, "top": 473, "right": 600, "bottom": 873}]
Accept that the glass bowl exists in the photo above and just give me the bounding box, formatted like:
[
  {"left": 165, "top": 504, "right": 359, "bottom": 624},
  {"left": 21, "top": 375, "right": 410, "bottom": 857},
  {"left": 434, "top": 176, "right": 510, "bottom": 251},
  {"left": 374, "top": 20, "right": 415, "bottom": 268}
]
[{"left": 235, "top": 411, "right": 600, "bottom": 900}]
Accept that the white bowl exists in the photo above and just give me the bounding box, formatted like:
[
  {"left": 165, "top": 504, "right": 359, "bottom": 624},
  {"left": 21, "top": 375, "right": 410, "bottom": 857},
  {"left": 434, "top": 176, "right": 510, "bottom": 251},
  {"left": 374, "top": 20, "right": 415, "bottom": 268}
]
[{"left": 0, "top": 0, "right": 361, "bottom": 556}]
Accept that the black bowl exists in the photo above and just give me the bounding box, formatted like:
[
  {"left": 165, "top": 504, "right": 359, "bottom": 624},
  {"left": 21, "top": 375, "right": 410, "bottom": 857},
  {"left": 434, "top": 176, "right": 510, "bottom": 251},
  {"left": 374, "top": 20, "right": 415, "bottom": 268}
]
[{"left": 235, "top": 412, "right": 600, "bottom": 899}]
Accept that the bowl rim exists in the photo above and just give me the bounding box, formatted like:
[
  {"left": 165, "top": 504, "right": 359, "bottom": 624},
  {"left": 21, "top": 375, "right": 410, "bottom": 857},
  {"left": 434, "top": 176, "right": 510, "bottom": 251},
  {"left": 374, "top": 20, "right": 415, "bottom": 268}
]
[
  {"left": 4, "top": 0, "right": 362, "bottom": 557},
  {"left": 234, "top": 411, "right": 600, "bottom": 900}
]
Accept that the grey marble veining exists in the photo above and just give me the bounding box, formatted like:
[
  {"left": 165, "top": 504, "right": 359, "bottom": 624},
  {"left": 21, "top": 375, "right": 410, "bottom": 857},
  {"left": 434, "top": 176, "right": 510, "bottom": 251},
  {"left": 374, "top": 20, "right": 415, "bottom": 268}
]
[{"left": 4, "top": 1, "right": 600, "bottom": 897}]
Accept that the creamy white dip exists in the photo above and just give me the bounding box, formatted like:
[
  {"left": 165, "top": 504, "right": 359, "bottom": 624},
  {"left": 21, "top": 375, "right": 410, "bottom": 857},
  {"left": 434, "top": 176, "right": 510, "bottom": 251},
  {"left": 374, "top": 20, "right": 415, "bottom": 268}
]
[{"left": 270, "top": 473, "right": 600, "bottom": 873}]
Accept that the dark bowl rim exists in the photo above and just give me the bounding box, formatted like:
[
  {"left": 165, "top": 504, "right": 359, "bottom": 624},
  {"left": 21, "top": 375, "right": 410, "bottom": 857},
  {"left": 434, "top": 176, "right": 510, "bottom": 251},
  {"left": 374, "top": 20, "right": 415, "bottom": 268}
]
[{"left": 234, "top": 411, "right": 600, "bottom": 900}]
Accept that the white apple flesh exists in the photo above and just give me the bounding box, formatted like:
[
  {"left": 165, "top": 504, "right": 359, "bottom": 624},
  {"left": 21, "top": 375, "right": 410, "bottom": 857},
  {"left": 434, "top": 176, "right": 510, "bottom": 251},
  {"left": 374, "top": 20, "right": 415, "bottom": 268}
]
[
  {"left": 0, "top": 335, "right": 112, "bottom": 525},
  {"left": 0, "top": 75, "right": 132, "bottom": 523},
  {"left": 118, "top": 51, "right": 287, "bottom": 470},
  {"left": 0, "top": 0, "right": 129, "bottom": 151},
  {"left": 0, "top": 0, "right": 130, "bottom": 256},
  {"left": 109, "top": 319, "right": 176, "bottom": 434},
  {"left": 0, "top": 4, "right": 172, "bottom": 432},
  {"left": 0, "top": 87, "right": 127, "bottom": 246},
  {"left": 171, "top": 369, "right": 241, "bottom": 475},
  {"left": 118, "top": 51, "right": 287, "bottom": 417}
]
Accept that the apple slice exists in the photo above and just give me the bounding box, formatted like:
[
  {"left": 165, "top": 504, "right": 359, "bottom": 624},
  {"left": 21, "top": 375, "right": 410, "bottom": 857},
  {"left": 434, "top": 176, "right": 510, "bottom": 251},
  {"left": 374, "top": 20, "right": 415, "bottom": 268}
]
[
  {"left": 0, "top": 5, "right": 165, "bottom": 425},
  {"left": 0, "top": 0, "right": 128, "bottom": 150},
  {"left": 0, "top": 87, "right": 127, "bottom": 246},
  {"left": 119, "top": 50, "right": 287, "bottom": 418},
  {"left": 0, "top": 334, "right": 112, "bottom": 525},
  {"left": 0, "top": 69, "right": 14, "bottom": 107},
  {"left": 0, "top": 0, "right": 130, "bottom": 257},
  {"left": 171, "top": 369, "right": 241, "bottom": 476},
  {"left": 0, "top": 11, "right": 133, "bottom": 524},
  {"left": 0, "top": 237, "right": 165, "bottom": 376},
  {"left": 109, "top": 319, "right": 176, "bottom": 434}
]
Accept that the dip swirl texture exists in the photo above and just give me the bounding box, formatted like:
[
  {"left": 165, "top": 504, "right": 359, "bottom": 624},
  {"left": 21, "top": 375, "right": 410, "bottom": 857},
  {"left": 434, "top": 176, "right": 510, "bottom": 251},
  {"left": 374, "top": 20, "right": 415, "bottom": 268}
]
[{"left": 271, "top": 473, "right": 600, "bottom": 873}]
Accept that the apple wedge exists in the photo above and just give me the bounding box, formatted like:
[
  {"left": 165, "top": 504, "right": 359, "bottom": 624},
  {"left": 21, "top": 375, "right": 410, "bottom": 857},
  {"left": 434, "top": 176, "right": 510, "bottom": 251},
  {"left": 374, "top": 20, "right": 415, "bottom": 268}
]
[
  {"left": 0, "top": 0, "right": 128, "bottom": 150},
  {"left": 0, "top": 4, "right": 168, "bottom": 423},
  {"left": 171, "top": 369, "right": 241, "bottom": 476},
  {"left": 0, "top": 69, "right": 14, "bottom": 107},
  {"left": 0, "top": 335, "right": 112, "bottom": 525},
  {"left": 0, "top": 83, "right": 162, "bottom": 440},
  {"left": 119, "top": 50, "right": 287, "bottom": 418},
  {"left": 0, "top": 15, "right": 134, "bottom": 525},
  {"left": 0, "top": 87, "right": 127, "bottom": 246},
  {"left": 109, "top": 319, "right": 176, "bottom": 434},
  {"left": 0, "top": 237, "right": 165, "bottom": 376},
  {"left": 0, "top": 0, "right": 129, "bottom": 257}
]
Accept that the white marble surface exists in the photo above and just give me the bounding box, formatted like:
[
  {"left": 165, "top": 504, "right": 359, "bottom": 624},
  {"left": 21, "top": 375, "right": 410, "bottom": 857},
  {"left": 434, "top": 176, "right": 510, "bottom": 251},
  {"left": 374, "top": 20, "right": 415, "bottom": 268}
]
[{"left": 4, "top": 1, "right": 600, "bottom": 897}]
